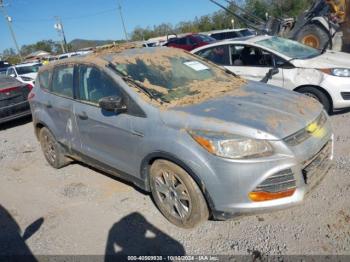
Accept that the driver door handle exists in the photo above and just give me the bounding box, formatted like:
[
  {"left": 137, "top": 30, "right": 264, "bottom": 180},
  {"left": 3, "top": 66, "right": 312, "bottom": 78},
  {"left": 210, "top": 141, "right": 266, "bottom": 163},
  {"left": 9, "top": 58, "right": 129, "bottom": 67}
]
[{"left": 77, "top": 112, "right": 88, "bottom": 120}]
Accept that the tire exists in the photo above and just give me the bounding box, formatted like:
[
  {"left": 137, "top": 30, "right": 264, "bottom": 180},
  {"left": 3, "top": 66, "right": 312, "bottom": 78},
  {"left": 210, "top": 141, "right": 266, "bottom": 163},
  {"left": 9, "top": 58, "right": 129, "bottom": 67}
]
[
  {"left": 149, "top": 160, "right": 209, "bottom": 228},
  {"left": 39, "top": 127, "right": 70, "bottom": 169},
  {"left": 296, "top": 24, "right": 330, "bottom": 50},
  {"left": 297, "top": 86, "right": 332, "bottom": 113}
]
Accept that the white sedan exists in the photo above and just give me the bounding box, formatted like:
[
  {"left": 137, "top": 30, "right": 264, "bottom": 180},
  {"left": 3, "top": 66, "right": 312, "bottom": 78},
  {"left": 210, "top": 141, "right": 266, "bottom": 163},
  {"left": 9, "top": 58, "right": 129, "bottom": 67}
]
[
  {"left": 192, "top": 35, "right": 350, "bottom": 113},
  {"left": 6, "top": 62, "right": 41, "bottom": 87}
]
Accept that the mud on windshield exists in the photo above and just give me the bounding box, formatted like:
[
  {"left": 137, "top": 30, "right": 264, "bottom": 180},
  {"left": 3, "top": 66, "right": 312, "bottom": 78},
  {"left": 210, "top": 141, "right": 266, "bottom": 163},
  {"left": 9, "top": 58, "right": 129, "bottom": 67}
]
[{"left": 110, "top": 48, "right": 246, "bottom": 107}]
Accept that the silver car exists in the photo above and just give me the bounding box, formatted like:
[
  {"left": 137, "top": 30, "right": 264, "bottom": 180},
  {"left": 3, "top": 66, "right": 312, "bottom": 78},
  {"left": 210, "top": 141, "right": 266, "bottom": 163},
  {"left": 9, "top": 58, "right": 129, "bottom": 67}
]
[{"left": 29, "top": 47, "right": 333, "bottom": 228}]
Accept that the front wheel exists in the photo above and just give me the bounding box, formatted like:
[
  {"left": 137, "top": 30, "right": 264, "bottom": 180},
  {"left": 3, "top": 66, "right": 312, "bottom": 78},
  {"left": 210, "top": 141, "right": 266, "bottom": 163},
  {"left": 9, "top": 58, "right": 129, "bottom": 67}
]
[
  {"left": 149, "top": 160, "right": 209, "bottom": 228},
  {"left": 297, "top": 86, "right": 332, "bottom": 114}
]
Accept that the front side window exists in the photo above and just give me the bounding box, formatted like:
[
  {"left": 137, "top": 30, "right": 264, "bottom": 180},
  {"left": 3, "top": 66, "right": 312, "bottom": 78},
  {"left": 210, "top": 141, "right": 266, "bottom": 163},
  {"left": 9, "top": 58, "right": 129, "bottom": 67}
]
[
  {"left": 230, "top": 45, "right": 273, "bottom": 67},
  {"left": 78, "top": 65, "right": 122, "bottom": 104},
  {"left": 195, "top": 45, "right": 230, "bottom": 65},
  {"left": 51, "top": 65, "right": 74, "bottom": 98}
]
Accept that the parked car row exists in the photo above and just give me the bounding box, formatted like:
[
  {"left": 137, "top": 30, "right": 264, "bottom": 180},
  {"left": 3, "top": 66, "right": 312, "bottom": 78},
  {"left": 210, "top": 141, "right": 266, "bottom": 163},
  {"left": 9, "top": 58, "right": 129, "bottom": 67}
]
[{"left": 25, "top": 45, "right": 333, "bottom": 228}]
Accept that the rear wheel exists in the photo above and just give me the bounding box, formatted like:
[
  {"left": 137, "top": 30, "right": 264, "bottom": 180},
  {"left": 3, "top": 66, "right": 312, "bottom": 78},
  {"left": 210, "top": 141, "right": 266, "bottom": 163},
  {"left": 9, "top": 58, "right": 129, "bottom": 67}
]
[
  {"left": 296, "top": 24, "right": 330, "bottom": 50},
  {"left": 39, "top": 127, "right": 70, "bottom": 169},
  {"left": 297, "top": 86, "right": 332, "bottom": 113},
  {"left": 149, "top": 160, "right": 209, "bottom": 228}
]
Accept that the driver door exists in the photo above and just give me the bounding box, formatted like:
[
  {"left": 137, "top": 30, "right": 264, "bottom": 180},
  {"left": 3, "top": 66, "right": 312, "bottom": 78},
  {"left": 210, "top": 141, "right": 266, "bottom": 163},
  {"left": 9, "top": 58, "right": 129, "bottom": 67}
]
[
  {"left": 73, "top": 64, "right": 138, "bottom": 176},
  {"left": 226, "top": 44, "right": 284, "bottom": 87}
]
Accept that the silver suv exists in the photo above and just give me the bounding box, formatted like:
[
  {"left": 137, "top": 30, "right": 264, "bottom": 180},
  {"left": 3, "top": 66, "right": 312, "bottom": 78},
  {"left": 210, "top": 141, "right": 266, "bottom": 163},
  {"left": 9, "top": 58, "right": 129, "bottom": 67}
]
[{"left": 29, "top": 47, "right": 333, "bottom": 228}]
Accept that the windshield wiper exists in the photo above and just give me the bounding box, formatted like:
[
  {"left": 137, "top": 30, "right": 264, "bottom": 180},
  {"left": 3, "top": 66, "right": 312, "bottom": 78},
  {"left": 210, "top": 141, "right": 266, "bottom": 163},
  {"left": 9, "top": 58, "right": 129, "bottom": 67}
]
[{"left": 107, "top": 63, "right": 169, "bottom": 104}]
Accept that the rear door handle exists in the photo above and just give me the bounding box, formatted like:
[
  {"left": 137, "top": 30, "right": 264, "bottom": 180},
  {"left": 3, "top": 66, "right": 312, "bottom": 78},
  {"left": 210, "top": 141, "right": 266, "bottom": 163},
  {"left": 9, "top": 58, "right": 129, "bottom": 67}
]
[
  {"left": 45, "top": 102, "right": 52, "bottom": 108},
  {"left": 77, "top": 112, "right": 88, "bottom": 120}
]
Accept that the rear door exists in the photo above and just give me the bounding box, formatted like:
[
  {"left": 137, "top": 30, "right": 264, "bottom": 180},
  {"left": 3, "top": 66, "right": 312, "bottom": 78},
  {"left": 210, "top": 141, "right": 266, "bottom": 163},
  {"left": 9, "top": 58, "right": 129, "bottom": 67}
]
[
  {"left": 44, "top": 64, "right": 78, "bottom": 150},
  {"left": 74, "top": 64, "right": 140, "bottom": 176}
]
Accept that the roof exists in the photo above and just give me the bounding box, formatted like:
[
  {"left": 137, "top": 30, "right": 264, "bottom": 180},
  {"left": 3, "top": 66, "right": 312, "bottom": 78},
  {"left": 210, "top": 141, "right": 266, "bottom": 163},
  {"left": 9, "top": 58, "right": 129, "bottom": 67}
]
[
  {"left": 203, "top": 28, "right": 251, "bottom": 34},
  {"left": 38, "top": 45, "right": 185, "bottom": 72},
  {"left": 219, "top": 34, "right": 271, "bottom": 44},
  {"left": 25, "top": 50, "right": 50, "bottom": 59},
  {"left": 15, "top": 62, "right": 42, "bottom": 68}
]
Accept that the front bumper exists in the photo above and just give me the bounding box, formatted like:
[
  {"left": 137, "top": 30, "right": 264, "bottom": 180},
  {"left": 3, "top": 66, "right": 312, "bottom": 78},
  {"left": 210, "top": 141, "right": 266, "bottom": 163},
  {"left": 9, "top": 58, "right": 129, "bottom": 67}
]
[
  {"left": 198, "top": 118, "right": 334, "bottom": 220},
  {"left": 212, "top": 139, "right": 333, "bottom": 220},
  {"left": 0, "top": 101, "right": 31, "bottom": 124},
  {"left": 321, "top": 74, "right": 350, "bottom": 109}
]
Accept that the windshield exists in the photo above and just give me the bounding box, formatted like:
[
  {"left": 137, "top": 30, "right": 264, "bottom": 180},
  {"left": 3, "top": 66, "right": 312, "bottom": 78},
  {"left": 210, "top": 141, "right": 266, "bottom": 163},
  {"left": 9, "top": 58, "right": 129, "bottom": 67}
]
[
  {"left": 16, "top": 64, "right": 41, "bottom": 75},
  {"left": 111, "top": 48, "right": 245, "bottom": 106},
  {"left": 256, "top": 36, "right": 321, "bottom": 59}
]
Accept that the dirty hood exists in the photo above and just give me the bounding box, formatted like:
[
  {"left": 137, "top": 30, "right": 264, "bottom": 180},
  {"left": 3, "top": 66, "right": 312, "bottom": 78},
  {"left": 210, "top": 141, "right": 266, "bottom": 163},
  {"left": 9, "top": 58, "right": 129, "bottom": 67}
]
[
  {"left": 293, "top": 50, "right": 350, "bottom": 69},
  {"left": 162, "top": 81, "right": 323, "bottom": 140}
]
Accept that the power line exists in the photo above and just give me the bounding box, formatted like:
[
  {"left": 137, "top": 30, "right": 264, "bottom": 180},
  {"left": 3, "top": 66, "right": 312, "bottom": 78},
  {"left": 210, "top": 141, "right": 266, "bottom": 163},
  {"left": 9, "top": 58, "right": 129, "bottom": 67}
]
[
  {"left": 54, "top": 16, "right": 67, "bottom": 53},
  {"left": 117, "top": 0, "right": 128, "bottom": 41},
  {"left": 0, "top": 0, "right": 22, "bottom": 60}
]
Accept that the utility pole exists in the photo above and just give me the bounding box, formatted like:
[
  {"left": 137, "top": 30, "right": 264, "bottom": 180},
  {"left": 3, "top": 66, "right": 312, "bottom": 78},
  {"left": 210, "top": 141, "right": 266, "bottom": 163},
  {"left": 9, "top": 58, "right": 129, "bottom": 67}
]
[
  {"left": 54, "top": 16, "right": 68, "bottom": 53},
  {"left": 0, "top": 0, "right": 23, "bottom": 61},
  {"left": 117, "top": 0, "right": 128, "bottom": 41}
]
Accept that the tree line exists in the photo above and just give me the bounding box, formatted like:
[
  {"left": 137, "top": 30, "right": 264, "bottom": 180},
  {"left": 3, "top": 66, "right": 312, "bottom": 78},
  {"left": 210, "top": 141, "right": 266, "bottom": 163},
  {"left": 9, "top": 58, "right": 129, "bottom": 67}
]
[{"left": 130, "top": 0, "right": 314, "bottom": 41}]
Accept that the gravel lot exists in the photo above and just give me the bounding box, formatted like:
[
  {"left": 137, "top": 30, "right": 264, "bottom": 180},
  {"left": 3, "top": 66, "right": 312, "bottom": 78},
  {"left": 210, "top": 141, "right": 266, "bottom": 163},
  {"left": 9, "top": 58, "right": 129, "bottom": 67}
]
[{"left": 0, "top": 111, "right": 349, "bottom": 258}]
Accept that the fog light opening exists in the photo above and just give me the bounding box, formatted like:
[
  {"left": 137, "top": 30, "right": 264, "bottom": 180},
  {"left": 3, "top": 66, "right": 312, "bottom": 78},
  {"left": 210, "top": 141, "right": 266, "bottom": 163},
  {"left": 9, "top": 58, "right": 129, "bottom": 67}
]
[{"left": 249, "top": 188, "right": 296, "bottom": 202}]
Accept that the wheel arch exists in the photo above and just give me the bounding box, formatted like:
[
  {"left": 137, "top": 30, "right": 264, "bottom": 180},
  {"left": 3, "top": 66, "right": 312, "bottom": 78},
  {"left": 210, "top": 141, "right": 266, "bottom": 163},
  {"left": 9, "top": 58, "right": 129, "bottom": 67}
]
[
  {"left": 140, "top": 151, "right": 216, "bottom": 212},
  {"left": 34, "top": 121, "right": 48, "bottom": 140},
  {"left": 294, "top": 84, "right": 333, "bottom": 109}
]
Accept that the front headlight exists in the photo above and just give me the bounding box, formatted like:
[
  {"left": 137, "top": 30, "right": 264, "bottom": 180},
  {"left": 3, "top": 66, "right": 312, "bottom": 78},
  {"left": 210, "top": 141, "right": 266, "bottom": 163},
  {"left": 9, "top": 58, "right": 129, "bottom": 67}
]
[
  {"left": 320, "top": 68, "right": 350, "bottom": 77},
  {"left": 189, "top": 130, "right": 273, "bottom": 159}
]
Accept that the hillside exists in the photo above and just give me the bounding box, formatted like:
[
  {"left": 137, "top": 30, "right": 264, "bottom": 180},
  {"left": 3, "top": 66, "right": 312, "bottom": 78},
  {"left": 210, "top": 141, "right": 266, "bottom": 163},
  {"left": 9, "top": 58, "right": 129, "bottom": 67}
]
[{"left": 69, "top": 39, "right": 118, "bottom": 50}]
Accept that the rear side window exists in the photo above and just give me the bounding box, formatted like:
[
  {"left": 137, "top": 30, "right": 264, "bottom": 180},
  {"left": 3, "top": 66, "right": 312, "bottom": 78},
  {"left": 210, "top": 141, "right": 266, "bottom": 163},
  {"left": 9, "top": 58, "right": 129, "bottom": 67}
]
[
  {"left": 51, "top": 65, "right": 74, "bottom": 98},
  {"left": 38, "top": 70, "right": 51, "bottom": 90},
  {"left": 195, "top": 45, "right": 231, "bottom": 65}
]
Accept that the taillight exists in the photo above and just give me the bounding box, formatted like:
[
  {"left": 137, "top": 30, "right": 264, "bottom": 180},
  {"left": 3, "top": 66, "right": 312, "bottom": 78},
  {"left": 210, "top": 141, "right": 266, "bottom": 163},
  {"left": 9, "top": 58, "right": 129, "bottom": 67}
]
[
  {"left": 0, "top": 86, "right": 19, "bottom": 93},
  {"left": 26, "top": 84, "right": 34, "bottom": 91}
]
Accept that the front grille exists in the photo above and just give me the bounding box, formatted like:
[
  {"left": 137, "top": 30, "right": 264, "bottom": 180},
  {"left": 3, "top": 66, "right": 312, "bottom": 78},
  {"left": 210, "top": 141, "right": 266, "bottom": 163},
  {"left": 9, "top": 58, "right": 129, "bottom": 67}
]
[
  {"left": 284, "top": 111, "right": 328, "bottom": 146},
  {"left": 341, "top": 92, "right": 350, "bottom": 100},
  {"left": 254, "top": 169, "right": 296, "bottom": 193},
  {"left": 302, "top": 141, "right": 332, "bottom": 185}
]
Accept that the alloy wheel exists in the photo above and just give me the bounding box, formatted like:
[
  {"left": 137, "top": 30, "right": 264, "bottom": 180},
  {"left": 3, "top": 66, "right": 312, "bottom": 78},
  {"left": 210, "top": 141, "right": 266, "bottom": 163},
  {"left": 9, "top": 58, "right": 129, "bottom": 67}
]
[{"left": 153, "top": 170, "right": 192, "bottom": 220}]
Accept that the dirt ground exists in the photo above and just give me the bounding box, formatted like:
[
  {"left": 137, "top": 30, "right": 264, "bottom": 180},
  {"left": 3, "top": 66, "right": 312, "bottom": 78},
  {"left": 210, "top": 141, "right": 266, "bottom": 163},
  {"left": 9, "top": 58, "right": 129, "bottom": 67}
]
[{"left": 0, "top": 111, "right": 349, "bottom": 258}]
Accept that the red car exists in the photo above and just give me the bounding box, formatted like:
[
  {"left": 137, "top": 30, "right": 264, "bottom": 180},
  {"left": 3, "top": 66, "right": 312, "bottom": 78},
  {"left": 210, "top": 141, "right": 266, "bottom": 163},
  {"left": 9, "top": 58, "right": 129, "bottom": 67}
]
[{"left": 165, "top": 34, "right": 216, "bottom": 51}]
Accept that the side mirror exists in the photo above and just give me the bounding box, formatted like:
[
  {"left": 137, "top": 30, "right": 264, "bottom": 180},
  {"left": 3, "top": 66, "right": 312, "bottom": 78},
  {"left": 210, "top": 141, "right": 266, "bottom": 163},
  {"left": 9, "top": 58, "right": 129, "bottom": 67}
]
[
  {"left": 260, "top": 68, "right": 279, "bottom": 83},
  {"left": 99, "top": 96, "right": 127, "bottom": 113},
  {"left": 270, "top": 68, "right": 279, "bottom": 76},
  {"left": 10, "top": 74, "right": 16, "bottom": 78}
]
